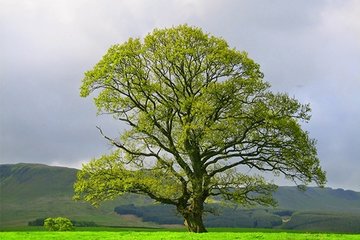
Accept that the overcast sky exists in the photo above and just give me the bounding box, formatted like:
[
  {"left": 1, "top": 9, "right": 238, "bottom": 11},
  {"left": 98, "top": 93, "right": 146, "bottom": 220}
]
[{"left": 1, "top": 0, "right": 359, "bottom": 191}]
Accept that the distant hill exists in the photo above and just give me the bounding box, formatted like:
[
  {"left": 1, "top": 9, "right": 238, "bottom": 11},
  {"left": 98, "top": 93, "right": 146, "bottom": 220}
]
[
  {"left": 1, "top": 163, "right": 360, "bottom": 232},
  {"left": 0, "top": 163, "right": 77, "bottom": 201},
  {"left": 274, "top": 186, "right": 360, "bottom": 213},
  {"left": 0, "top": 163, "right": 153, "bottom": 228}
]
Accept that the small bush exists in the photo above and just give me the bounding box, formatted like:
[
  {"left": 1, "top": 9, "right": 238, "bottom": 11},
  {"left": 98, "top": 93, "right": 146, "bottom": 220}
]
[{"left": 44, "top": 217, "right": 74, "bottom": 231}]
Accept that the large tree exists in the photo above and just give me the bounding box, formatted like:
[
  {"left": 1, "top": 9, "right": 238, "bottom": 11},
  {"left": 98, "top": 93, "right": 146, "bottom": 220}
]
[{"left": 74, "top": 25, "right": 326, "bottom": 233}]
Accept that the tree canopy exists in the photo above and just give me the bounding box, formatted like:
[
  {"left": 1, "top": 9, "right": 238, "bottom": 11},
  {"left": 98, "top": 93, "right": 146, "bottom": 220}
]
[{"left": 74, "top": 25, "right": 326, "bottom": 233}]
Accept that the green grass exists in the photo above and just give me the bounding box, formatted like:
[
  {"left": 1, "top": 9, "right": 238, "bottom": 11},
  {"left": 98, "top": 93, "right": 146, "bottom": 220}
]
[
  {"left": 0, "top": 231, "right": 359, "bottom": 240},
  {"left": 0, "top": 227, "right": 300, "bottom": 233}
]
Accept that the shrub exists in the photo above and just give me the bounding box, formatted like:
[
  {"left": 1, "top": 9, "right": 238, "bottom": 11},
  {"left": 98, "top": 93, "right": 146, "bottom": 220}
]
[{"left": 44, "top": 217, "right": 74, "bottom": 231}]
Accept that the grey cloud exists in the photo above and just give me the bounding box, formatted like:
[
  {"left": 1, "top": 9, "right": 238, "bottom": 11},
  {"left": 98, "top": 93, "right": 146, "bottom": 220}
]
[{"left": 1, "top": 0, "right": 359, "bottom": 190}]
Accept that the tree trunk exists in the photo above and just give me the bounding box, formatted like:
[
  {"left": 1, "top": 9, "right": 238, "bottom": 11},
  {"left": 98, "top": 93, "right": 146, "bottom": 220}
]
[
  {"left": 179, "top": 197, "right": 207, "bottom": 233},
  {"left": 183, "top": 211, "right": 207, "bottom": 233}
]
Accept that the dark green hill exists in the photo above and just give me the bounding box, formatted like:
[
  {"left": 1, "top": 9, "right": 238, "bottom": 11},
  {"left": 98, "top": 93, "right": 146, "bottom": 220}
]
[
  {"left": 0, "top": 163, "right": 153, "bottom": 228},
  {"left": 0, "top": 163, "right": 77, "bottom": 201},
  {"left": 274, "top": 186, "right": 360, "bottom": 213},
  {"left": 1, "top": 163, "right": 360, "bottom": 232}
]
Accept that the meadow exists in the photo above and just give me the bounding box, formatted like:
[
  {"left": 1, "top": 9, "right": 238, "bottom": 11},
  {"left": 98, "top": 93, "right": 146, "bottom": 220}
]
[
  {"left": 2, "top": 164, "right": 360, "bottom": 239},
  {"left": 0, "top": 228, "right": 359, "bottom": 240}
]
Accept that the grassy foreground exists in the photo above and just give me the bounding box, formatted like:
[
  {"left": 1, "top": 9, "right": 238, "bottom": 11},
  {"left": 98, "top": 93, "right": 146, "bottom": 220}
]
[{"left": 1, "top": 231, "right": 359, "bottom": 240}]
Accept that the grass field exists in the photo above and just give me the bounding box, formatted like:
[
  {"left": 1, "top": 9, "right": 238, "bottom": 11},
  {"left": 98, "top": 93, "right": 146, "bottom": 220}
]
[
  {"left": 1, "top": 231, "right": 360, "bottom": 240},
  {"left": 0, "top": 228, "right": 359, "bottom": 240}
]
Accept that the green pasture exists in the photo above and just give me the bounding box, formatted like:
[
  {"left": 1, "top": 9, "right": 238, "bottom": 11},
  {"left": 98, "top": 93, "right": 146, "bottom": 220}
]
[
  {"left": 1, "top": 231, "right": 359, "bottom": 240},
  {"left": 1, "top": 228, "right": 359, "bottom": 240}
]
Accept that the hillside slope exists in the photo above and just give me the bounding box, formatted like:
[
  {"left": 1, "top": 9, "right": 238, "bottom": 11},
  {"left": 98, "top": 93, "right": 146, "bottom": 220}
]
[
  {"left": 1, "top": 163, "right": 360, "bottom": 229},
  {"left": 1, "top": 163, "right": 77, "bottom": 200},
  {"left": 274, "top": 186, "right": 360, "bottom": 213},
  {"left": 0, "top": 163, "right": 153, "bottom": 227}
]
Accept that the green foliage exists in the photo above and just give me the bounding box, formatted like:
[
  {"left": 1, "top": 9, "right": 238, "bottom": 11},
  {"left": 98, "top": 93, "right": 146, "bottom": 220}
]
[
  {"left": 28, "top": 218, "right": 98, "bottom": 227},
  {"left": 77, "top": 24, "right": 325, "bottom": 232},
  {"left": 44, "top": 217, "right": 74, "bottom": 231}
]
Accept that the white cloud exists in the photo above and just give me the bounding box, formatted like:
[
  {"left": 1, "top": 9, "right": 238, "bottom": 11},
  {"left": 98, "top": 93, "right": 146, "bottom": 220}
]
[
  {"left": 320, "top": 0, "right": 360, "bottom": 43},
  {"left": 50, "top": 158, "right": 87, "bottom": 170}
]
